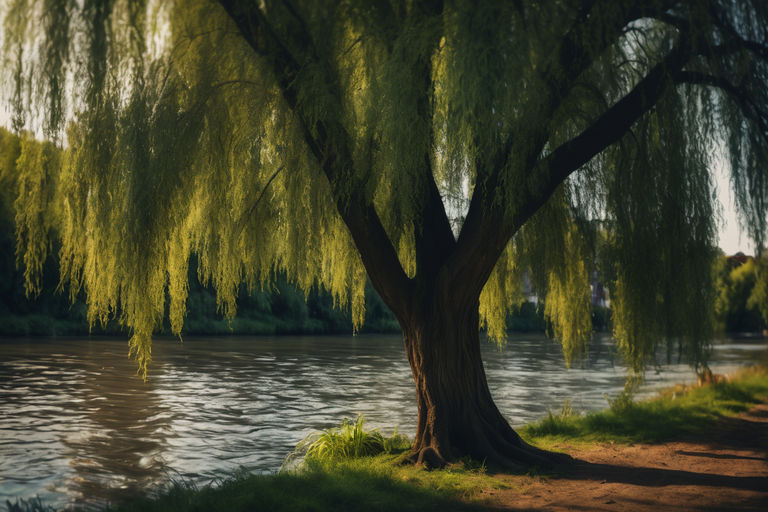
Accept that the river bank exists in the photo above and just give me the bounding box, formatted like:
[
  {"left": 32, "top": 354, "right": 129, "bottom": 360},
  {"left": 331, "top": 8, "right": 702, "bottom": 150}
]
[
  {"left": 488, "top": 402, "right": 768, "bottom": 511},
  {"left": 10, "top": 365, "right": 765, "bottom": 512}
]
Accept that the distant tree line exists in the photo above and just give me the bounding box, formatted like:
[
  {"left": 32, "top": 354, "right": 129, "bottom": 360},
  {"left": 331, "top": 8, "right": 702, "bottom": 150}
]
[
  {"left": 714, "top": 252, "right": 768, "bottom": 334},
  {"left": 0, "top": 223, "right": 557, "bottom": 337},
  {"left": 0, "top": 222, "right": 552, "bottom": 338}
]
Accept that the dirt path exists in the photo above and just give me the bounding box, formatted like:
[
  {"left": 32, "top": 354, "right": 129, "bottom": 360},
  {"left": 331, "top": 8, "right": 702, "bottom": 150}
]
[{"left": 482, "top": 404, "right": 768, "bottom": 511}]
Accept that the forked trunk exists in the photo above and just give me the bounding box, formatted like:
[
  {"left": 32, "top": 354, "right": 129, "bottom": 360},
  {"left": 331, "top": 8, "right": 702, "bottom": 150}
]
[{"left": 401, "top": 293, "right": 569, "bottom": 469}]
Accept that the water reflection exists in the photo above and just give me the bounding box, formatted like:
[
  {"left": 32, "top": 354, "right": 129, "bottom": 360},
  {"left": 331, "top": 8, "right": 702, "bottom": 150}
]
[
  {"left": 0, "top": 340, "right": 171, "bottom": 510},
  {"left": 0, "top": 334, "right": 766, "bottom": 509},
  {"left": 60, "top": 342, "right": 168, "bottom": 508}
]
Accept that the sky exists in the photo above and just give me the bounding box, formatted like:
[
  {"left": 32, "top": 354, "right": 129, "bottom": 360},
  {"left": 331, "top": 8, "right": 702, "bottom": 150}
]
[
  {"left": 0, "top": 105, "right": 753, "bottom": 256},
  {"left": 713, "top": 150, "right": 753, "bottom": 256}
]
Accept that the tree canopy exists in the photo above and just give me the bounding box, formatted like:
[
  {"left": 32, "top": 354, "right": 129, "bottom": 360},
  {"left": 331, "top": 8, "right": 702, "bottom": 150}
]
[{"left": 3, "top": 0, "right": 768, "bottom": 382}]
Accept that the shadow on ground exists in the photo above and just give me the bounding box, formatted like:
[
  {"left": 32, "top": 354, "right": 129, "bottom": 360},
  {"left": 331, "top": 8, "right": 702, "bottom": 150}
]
[{"left": 562, "top": 459, "right": 766, "bottom": 491}]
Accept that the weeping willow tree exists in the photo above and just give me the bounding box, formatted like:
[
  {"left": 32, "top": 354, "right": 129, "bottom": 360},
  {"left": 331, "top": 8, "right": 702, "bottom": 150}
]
[{"left": 3, "top": 0, "right": 768, "bottom": 468}]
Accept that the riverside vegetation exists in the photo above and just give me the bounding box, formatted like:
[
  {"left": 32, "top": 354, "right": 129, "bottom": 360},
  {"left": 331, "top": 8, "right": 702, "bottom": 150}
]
[{"left": 8, "top": 365, "right": 768, "bottom": 512}]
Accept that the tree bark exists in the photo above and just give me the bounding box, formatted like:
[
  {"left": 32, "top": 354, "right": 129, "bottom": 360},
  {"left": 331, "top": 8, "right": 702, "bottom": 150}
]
[{"left": 399, "top": 285, "right": 570, "bottom": 469}]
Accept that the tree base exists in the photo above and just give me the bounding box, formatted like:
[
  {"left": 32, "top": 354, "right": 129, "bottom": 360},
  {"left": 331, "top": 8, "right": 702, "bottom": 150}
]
[{"left": 404, "top": 441, "right": 573, "bottom": 471}]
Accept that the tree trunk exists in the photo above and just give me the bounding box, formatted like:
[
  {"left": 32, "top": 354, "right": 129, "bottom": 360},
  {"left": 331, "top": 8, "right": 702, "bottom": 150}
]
[{"left": 400, "top": 290, "right": 570, "bottom": 469}]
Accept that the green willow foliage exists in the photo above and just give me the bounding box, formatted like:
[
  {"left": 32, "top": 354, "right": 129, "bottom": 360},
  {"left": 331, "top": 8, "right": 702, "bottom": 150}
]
[{"left": 2, "top": 0, "right": 768, "bottom": 377}]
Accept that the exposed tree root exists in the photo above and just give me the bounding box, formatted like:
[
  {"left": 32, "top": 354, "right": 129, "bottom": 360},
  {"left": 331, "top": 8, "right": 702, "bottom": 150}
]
[{"left": 406, "top": 429, "right": 573, "bottom": 471}]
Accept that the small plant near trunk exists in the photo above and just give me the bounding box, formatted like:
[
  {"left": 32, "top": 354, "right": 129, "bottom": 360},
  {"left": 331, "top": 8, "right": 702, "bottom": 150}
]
[{"left": 281, "top": 415, "right": 411, "bottom": 470}]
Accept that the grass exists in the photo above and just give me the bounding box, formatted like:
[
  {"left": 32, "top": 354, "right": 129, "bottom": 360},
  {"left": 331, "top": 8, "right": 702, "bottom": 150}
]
[
  {"left": 108, "top": 458, "right": 502, "bottom": 512},
  {"left": 7, "top": 366, "right": 768, "bottom": 512},
  {"left": 287, "top": 415, "right": 411, "bottom": 464},
  {"left": 521, "top": 365, "right": 768, "bottom": 449}
]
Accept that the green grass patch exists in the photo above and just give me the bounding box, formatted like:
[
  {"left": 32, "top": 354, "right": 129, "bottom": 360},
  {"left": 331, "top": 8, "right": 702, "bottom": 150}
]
[
  {"left": 521, "top": 365, "right": 768, "bottom": 449},
  {"left": 109, "top": 457, "right": 500, "bottom": 512}
]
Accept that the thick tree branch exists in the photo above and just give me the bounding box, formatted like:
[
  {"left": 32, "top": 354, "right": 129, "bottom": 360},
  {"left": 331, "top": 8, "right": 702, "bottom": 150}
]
[
  {"left": 414, "top": 155, "right": 457, "bottom": 287},
  {"left": 474, "top": 0, "right": 681, "bottom": 205},
  {"left": 410, "top": 2, "right": 456, "bottom": 290},
  {"left": 656, "top": 4, "right": 768, "bottom": 62},
  {"left": 445, "top": 36, "right": 692, "bottom": 302},
  {"left": 216, "top": 0, "right": 322, "bottom": 158},
  {"left": 446, "top": 1, "right": 683, "bottom": 302},
  {"left": 535, "top": 0, "right": 680, "bottom": 130},
  {"left": 674, "top": 71, "right": 745, "bottom": 100},
  {"left": 216, "top": 0, "right": 413, "bottom": 316},
  {"left": 520, "top": 42, "right": 692, "bottom": 232}
]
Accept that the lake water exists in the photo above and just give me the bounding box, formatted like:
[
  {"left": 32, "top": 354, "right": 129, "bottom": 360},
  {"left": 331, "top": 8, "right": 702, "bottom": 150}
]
[{"left": 1, "top": 333, "right": 766, "bottom": 509}]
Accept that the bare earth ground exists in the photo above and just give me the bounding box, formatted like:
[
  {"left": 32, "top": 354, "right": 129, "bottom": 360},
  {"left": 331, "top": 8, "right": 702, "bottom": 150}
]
[{"left": 481, "top": 404, "right": 768, "bottom": 511}]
